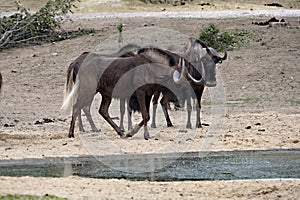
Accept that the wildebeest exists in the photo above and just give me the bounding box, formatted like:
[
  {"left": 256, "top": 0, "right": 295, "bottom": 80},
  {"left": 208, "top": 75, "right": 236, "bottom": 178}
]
[
  {"left": 61, "top": 47, "right": 191, "bottom": 139},
  {"left": 150, "top": 38, "right": 227, "bottom": 129},
  {"left": 65, "top": 44, "right": 140, "bottom": 133},
  {"left": 183, "top": 39, "right": 227, "bottom": 128},
  {"left": 65, "top": 44, "right": 182, "bottom": 133}
]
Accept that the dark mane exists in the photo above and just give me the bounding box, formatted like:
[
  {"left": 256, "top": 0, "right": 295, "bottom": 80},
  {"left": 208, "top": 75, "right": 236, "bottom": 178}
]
[
  {"left": 119, "top": 43, "right": 140, "bottom": 52},
  {"left": 138, "top": 47, "right": 176, "bottom": 67},
  {"left": 193, "top": 39, "right": 208, "bottom": 48}
]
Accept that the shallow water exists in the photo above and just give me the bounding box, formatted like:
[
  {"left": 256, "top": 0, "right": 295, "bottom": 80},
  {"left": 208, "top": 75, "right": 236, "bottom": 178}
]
[{"left": 0, "top": 149, "right": 299, "bottom": 181}]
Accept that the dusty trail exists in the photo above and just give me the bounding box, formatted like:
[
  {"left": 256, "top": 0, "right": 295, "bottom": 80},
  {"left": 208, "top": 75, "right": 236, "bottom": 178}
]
[{"left": 69, "top": 9, "right": 300, "bottom": 19}]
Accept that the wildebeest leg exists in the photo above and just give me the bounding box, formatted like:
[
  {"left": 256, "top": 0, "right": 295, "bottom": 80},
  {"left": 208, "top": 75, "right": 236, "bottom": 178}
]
[
  {"left": 151, "top": 104, "right": 158, "bottom": 128},
  {"left": 99, "top": 94, "right": 124, "bottom": 137},
  {"left": 192, "top": 98, "right": 197, "bottom": 111},
  {"left": 151, "top": 91, "right": 160, "bottom": 128},
  {"left": 195, "top": 87, "right": 204, "bottom": 128},
  {"left": 78, "top": 109, "right": 85, "bottom": 132},
  {"left": 126, "top": 98, "right": 133, "bottom": 131},
  {"left": 143, "top": 95, "right": 152, "bottom": 139},
  {"left": 195, "top": 100, "right": 202, "bottom": 128},
  {"left": 83, "top": 105, "right": 99, "bottom": 132},
  {"left": 161, "top": 95, "right": 173, "bottom": 127},
  {"left": 127, "top": 92, "right": 150, "bottom": 140},
  {"left": 120, "top": 98, "right": 125, "bottom": 132},
  {"left": 69, "top": 105, "right": 80, "bottom": 138},
  {"left": 186, "top": 97, "right": 192, "bottom": 129}
]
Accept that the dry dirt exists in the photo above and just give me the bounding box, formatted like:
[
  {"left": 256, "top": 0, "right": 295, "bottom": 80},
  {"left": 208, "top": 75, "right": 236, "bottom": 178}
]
[{"left": 0, "top": 2, "right": 300, "bottom": 199}]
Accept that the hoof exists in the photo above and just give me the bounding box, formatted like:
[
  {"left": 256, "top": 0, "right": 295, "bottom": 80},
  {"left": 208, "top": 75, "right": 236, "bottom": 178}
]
[
  {"left": 186, "top": 123, "right": 192, "bottom": 129},
  {"left": 144, "top": 135, "right": 150, "bottom": 140},
  {"left": 167, "top": 123, "right": 173, "bottom": 127},
  {"left": 118, "top": 130, "right": 125, "bottom": 138},
  {"left": 126, "top": 130, "right": 134, "bottom": 138},
  {"left": 126, "top": 133, "right": 133, "bottom": 138},
  {"left": 196, "top": 124, "right": 202, "bottom": 128},
  {"left": 151, "top": 124, "right": 157, "bottom": 128}
]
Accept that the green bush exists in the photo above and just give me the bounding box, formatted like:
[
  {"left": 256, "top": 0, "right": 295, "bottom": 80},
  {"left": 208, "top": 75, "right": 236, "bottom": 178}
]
[
  {"left": 199, "top": 24, "right": 251, "bottom": 51},
  {"left": 0, "top": 0, "right": 95, "bottom": 49}
]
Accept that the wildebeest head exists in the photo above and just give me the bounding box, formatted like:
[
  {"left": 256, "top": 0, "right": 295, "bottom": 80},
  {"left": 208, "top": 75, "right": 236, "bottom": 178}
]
[{"left": 185, "top": 39, "right": 227, "bottom": 87}]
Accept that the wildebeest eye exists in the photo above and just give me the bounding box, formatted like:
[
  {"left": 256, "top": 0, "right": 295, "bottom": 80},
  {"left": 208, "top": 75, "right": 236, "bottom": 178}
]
[{"left": 212, "top": 56, "right": 222, "bottom": 64}]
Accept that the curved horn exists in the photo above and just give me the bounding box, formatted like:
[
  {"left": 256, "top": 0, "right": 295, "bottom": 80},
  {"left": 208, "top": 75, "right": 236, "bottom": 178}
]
[
  {"left": 194, "top": 39, "right": 215, "bottom": 57},
  {"left": 188, "top": 60, "right": 205, "bottom": 85},
  {"left": 221, "top": 44, "right": 227, "bottom": 60},
  {"left": 210, "top": 44, "right": 227, "bottom": 61},
  {"left": 188, "top": 73, "right": 204, "bottom": 85},
  {"left": 173, "top": 58, "right": 186, "bottom": 84}
]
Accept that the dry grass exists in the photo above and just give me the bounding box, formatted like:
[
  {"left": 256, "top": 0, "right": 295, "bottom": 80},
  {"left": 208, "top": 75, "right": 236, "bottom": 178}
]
[{"left": 0, "top": 0, "right": 299, "bottom": 13}]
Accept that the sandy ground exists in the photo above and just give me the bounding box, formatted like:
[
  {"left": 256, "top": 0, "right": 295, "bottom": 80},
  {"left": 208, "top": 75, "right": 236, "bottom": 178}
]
[
  {"left": 0, "top": 2, "right": 300, "bottom": 199},
  {"left": 0, "top": 177, "right": 299, "bottom": 200}
]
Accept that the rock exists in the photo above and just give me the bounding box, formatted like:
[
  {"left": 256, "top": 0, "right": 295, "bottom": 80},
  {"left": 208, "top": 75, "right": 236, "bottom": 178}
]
[
  {"left": 264, "top": 3, "right": 283, "bottom": 7},
  {"left": 269, "top": 22, "right": 288, "bottom": 28},
  {"left": 34, "top": 120, "right": 43, "bottom": 125},
  {"left": 43, "top": 118, "right": 54, "bottom": 123},
  {"left": 201, "top": 123, "right": 209, "bottom": 126},
  {"left": 4, "top": 123, "right": 15, "bottom": 127}
]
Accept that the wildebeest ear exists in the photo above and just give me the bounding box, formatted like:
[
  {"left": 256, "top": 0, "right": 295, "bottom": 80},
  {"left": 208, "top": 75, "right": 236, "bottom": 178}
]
[{"left": 183, "top": 37, "right": 194, "bottom": 53}]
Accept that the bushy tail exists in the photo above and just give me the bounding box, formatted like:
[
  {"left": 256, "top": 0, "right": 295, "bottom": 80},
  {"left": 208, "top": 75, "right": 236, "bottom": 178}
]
[
  {"left": 61, "top": 67, "right": 77, "bottom": 114},
  {"left": 64, "top": 64, "right": 75, "bottom": 100},
  {"left": 61, "top": 80, "right": 79, "bottom": 114}
]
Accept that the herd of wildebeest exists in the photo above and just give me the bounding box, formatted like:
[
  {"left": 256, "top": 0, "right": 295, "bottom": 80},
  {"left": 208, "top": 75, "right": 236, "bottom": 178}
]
[
  {"left": 0, "top": 38, "right": 227, "bottom": 140},
  {"left": 60, "top": 38, "right": 227, "bottom": 139}
]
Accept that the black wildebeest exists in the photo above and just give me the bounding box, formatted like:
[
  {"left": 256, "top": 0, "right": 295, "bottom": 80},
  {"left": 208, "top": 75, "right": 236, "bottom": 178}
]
[{"left": 61, "top": 47, "right": 191, "bottom": 139}]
